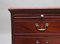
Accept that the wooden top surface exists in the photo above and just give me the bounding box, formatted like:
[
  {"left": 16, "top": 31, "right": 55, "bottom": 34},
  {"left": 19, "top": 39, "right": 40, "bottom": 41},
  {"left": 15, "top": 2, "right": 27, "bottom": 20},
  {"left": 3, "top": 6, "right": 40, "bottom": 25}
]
[{"left": 8, "top": 8, "right": 60, "bottom": 14}]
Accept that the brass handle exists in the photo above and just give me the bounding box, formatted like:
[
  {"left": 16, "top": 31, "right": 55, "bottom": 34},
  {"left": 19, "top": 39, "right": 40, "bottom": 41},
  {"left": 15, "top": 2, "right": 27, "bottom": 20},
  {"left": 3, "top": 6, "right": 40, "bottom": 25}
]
[
  {"left": 41, "top": 14, "right": 44, "bottom": 18},
  {"left": 45, "top": 41, "right": 49, "bottom": 44},
  {"left": 35, "top": 41, "right": 40, "bottom": 44},
  {"left": 45, "top": 23, "right": 48, "bottom": 29},
  {"left": 38, "top": 29, "right": 46, "bottom": 31},
  {"left": 35, "top": 23, "right": 48, "bottom": 32},
  {"left": 35, "top": 23, "right": 40, "bottom": 28}
]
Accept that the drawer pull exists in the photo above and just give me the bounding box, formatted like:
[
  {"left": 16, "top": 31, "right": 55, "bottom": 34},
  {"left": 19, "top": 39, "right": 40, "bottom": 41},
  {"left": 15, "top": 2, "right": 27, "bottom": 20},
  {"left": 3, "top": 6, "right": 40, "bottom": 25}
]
[
  {"left": 41, "top": 14, "right": 44, "bottom": 18},
  {"left": 35, "top": 23, "right": 48, "bottom": 32},
  {"left": 45, "top": 41, "right": 49, "bottom": 44},
  {"left": 35, "top": 41, "right": 40, "bottom": 44}
]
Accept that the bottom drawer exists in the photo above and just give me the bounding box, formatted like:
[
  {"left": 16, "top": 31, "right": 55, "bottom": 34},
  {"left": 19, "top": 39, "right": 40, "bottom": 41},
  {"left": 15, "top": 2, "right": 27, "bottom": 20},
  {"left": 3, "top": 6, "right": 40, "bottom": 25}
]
[{"left": 13, "top": 36, "right": 60, "bottom": 44}]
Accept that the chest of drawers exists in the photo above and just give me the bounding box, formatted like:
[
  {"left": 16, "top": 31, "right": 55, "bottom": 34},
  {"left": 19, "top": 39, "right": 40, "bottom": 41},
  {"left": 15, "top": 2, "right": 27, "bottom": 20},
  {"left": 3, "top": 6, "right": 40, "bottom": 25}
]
[{"left": 9, "top": 8, "right": 60, "bottom": 44}]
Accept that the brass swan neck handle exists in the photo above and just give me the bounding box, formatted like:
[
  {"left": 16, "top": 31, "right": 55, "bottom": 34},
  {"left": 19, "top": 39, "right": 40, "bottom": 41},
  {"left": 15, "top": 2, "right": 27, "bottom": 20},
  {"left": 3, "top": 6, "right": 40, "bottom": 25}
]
[{"left": 35, "top": 23, "right": 48, "bottom": 32}]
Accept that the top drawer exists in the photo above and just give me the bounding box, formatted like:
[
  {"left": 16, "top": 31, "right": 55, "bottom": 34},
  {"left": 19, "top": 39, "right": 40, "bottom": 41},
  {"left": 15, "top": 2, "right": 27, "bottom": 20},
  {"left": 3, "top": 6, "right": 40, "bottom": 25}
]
[
  {"left": 13, "top": 14, "right": 60, "bottom": 22},
  {"left": 13, "top": 14, "right": 60, "bottom": 17}
]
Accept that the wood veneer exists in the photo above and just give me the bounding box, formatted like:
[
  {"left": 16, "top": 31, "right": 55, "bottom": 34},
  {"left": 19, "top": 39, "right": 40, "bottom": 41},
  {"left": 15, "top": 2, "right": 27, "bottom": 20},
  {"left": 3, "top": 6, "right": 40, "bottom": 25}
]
[{"left": 9, "top": 8, "right": 60, "bottom": 44}]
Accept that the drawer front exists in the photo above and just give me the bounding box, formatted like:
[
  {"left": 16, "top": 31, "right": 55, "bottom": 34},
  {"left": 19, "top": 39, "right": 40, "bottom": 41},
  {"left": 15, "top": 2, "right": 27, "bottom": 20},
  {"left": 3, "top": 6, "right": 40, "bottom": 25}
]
[
  {"left": 13, "top": 14, "right": 60, "bottom": 17},
  {"left": 14, "top": 36, "right": 60, "bottom": 44},
  {"left": 13, "top": 22, "right": 60, "bottom": 33},
  {"left": 13, "top": 14, "right": 60, "bottom": 22}
]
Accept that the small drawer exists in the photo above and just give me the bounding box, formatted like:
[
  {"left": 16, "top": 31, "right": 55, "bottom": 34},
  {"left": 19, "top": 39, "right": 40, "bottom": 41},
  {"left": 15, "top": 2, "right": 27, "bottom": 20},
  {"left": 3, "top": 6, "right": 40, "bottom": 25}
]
[
  {"left": 13, "top": 22, "right": 60, "bottom": 33},
  {"left": 13, "top": 14, "right": 60, "bottom": 17},
  {"left": 13, "top": 14, "right": 60, "bottom": 22}
]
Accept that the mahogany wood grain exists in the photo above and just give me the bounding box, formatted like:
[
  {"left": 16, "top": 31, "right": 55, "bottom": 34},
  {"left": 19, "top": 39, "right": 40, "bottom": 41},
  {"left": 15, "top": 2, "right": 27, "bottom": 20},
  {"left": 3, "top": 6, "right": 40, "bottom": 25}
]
[
  {"left": 14, "top": 36, "right": 60, "bottom": 44},
  {"left": 13, "top": 22, "right": 60, "bottom": 33},
  {"left": 8, "top": 9, "right": 60, "bottom": 44}
]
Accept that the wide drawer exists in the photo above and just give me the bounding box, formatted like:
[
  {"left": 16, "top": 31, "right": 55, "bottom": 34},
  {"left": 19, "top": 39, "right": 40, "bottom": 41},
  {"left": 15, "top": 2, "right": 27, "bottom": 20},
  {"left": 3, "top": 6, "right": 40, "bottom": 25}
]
[
  {"left": 13, "top": 36, "right": 60, "bottom": 44},
  {"left": 13, "top": 22, "right": 60, "bottom": 33},
  {"left": 13, "top": 14, "right": 60, "bottom": 17}
]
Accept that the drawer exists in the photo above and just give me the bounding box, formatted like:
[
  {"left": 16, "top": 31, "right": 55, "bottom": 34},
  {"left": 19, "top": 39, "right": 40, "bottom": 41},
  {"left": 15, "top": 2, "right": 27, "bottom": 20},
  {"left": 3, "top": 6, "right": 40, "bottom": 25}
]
[
  {"left": 14, "top": 36, "right": 60, "bottom": 44},
  {"left": 13, "top": 14, "right": 60, "bottom": 22},
  {"left": 13, "top": 14, "right": 60, "bottom": 17},
  {"left": 13, "top": 22, "right": 60, "bottom": 33}
]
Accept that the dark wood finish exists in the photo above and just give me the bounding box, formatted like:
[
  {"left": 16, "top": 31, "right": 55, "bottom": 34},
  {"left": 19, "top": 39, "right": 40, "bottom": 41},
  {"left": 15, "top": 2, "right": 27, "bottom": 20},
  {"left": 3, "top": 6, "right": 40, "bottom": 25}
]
[
  {"left": 14, "top": 37, "right": 60, "bottom": 44},
  {"left": 13, "top": 22, "right": 60, "bottom": 33},
  {"left": 9, "top": 9, "right": 60, "bottom": 14},
  {"left": 9, "top": 8, "right": 60, "bottom": 44}
]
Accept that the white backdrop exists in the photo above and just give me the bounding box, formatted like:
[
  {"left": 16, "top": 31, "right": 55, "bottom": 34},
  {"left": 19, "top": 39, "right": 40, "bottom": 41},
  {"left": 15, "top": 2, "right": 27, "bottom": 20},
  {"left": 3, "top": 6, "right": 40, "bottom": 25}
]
[{"left": 0, "top": 0, "right": 60, "bottom": 44}]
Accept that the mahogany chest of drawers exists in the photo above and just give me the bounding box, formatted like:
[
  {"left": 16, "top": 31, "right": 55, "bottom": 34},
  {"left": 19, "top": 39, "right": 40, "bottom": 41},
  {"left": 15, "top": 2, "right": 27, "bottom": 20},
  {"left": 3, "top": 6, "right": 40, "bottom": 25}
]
[{"left": 9, "top": 8, "right": 60, "bottom": 44}]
